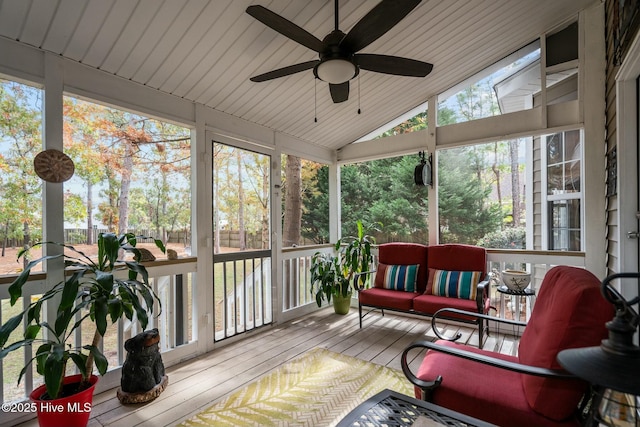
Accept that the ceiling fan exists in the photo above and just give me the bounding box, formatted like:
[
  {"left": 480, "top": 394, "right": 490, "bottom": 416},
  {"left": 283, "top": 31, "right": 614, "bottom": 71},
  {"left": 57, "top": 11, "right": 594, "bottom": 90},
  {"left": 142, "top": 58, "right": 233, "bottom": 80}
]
[{"left": 246, "top": 0, "right": 433, "bottom": 103}]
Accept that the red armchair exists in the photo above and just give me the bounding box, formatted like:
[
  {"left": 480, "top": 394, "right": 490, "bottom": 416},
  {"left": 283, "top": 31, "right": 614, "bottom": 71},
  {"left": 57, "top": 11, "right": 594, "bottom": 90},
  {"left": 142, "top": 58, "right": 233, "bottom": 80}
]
[{"left": 401, "top": 266, "right": 614, "bottom": 427}]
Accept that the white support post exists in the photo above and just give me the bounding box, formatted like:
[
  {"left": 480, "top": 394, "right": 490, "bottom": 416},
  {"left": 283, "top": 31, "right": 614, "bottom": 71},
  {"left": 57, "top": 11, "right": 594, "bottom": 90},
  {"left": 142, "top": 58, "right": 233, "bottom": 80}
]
[
  {"left": 427, "top": 96, "right": 438, "bottom": 245},
  {"left": 195, "top": 106, "right": 213, "bottom": 353},
  {"left": 329, "top": 161, "right": 341, "bottom": 243},
  {"left": 581, "top": 3, "right": 606, "bottom": 277},
  {"left": 271, "top": 135, "right": 283, "bottom": 325},
  {"left": 43, "top": 53, "right": 65, "bottom": 340},
  {"left": 540, "top": 34, "right": 548, "bottom": 129}
]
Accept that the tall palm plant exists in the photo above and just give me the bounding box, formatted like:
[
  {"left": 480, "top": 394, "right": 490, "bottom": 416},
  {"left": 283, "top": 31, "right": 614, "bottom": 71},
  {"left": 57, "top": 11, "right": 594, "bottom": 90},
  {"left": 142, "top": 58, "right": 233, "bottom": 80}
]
[
  {"left": 0, "top": 232, "right": 164, "bottom": 399},
  {"left": 310, "top": 220, "right": 376, "bottom": 307}
]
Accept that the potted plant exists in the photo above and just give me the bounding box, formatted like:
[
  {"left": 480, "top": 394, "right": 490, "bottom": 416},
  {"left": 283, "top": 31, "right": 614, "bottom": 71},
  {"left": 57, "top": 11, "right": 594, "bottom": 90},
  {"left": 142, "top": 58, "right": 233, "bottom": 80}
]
[
  {"left": 310, "top": 221, "right": 375, "bottom": 315},
  {"left": 0, "top": 232, "right": 164, "bottom": 427}
]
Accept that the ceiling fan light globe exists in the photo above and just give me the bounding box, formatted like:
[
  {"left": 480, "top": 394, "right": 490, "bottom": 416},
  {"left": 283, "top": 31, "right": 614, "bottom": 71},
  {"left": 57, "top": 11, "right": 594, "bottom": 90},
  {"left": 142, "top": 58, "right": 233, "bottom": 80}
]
[{"left": 316, "top": 59, "right": 356, "bottom": 84}]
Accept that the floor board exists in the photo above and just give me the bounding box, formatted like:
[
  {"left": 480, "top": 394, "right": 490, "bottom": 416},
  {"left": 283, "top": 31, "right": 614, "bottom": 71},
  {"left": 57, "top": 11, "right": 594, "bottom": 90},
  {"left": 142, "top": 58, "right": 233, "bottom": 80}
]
[{"left": 15, "top": 308, "right": 518, "bottom": 427}]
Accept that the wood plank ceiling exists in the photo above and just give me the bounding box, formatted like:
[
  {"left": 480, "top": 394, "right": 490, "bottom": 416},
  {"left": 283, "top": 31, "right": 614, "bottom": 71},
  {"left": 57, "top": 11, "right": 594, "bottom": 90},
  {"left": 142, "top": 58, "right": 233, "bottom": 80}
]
[{"left": 0, "top": 0, "right": 596, "bottom": 151}]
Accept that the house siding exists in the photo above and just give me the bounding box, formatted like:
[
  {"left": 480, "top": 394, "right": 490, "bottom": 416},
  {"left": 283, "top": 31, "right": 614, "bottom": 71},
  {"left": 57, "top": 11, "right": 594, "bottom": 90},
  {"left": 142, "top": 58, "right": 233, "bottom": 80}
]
[
  {"left": 604, "top": 0, "right": 640, "bottom": 274},
  {"left": 605, "top": 0, "right": 619, "bottom": 274},
  {"left": 533, "top": 136, "right": 543, "bottom": 250}
]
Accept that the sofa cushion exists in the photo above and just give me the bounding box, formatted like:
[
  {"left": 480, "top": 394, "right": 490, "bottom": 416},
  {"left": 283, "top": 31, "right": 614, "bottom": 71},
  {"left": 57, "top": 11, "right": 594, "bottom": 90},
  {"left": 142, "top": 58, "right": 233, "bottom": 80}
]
[
  {"left": 412, "top": 294, "right": 479, "bottom": 322},
  {"left": 377, "top": 243, "right": 429, "bottom": 293},
  {"left": 426, "top": 244, "right": 486, "bottom": 294},
  {"left": 416, "top": 340, "right": 580, "bottom": 427},
  {"left": 378, "top": 264, "right": 419, "bottom": 292},
  {"left": 427, "top": 269, "right": 481, "bottom": 300},
  {"left": 358, "top": 287, "right": 415, "bottom": 311},
  {"left": 518, "top": 266, "right": 614, "bottom": 421}
]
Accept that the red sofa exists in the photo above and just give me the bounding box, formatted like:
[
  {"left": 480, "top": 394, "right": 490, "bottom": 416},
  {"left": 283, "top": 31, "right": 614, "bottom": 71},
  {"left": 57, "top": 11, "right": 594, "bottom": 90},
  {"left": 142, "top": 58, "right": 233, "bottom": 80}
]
[{"left": 357, "top": 243, "right": 491, "bottom": 347}]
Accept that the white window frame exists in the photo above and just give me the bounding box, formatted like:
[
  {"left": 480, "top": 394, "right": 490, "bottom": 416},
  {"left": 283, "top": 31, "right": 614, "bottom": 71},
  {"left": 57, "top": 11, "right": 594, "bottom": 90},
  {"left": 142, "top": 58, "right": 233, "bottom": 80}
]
[{"left": 542, "top": 129, "right": 585, "bottom": 251}]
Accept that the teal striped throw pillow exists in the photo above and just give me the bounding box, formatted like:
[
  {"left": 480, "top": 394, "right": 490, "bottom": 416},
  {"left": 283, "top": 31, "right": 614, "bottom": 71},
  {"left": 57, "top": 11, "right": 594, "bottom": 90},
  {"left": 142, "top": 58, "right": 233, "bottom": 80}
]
[
  {"left": 430, "top": 269, "right": 481, "bottom": 300},
  {"left": 383, "top": 264, "right": 419, "bottom": 292}
]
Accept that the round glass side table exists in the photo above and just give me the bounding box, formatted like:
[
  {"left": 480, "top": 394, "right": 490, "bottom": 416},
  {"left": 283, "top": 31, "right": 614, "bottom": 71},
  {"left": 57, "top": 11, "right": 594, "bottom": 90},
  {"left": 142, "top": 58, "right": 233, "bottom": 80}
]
[{"left": 496, "top": 285, "right": 535, "bottom": 322}]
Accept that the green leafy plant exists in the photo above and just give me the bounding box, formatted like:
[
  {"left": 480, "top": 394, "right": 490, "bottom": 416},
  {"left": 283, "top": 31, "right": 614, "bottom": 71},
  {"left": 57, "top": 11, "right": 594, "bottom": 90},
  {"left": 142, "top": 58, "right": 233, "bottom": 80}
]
[
  {"left": 0, "top": 232, "right": 165, "bottom": 400},
  {"left": 310, "top": 251, "right": 351, "bottom": 306},
  {"left": 310, "top": 220, "right": 376, "bottom": 307},
  {"left": 477, "top": 226, "right": 526, "bottom": 249}
]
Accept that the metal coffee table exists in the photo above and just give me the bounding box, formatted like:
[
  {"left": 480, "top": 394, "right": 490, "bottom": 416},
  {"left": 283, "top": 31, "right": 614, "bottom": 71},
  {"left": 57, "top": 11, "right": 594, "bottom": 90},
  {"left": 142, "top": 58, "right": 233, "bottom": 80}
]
[{"left": 337, "top": 389, "right": 497, "bottom": 427}]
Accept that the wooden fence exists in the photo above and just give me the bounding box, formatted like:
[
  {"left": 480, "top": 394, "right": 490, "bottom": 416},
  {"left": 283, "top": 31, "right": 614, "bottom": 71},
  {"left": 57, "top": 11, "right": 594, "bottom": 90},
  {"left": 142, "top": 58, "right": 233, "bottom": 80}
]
[
  {"left": 1, "top": 229, "right": 191, "bottom": 249},
  {"left": 63, "top": 229, "right": 191, "bottom": 245},
  {"left": 216, "top": 230, "right": 266, "bottom": 250}
]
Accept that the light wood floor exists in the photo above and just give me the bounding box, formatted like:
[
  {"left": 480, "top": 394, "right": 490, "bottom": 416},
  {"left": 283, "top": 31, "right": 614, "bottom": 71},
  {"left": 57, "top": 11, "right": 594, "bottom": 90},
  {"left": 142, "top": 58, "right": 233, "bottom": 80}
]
[{"left": 17, "top": 308, "right": 520, "bottom": 427}]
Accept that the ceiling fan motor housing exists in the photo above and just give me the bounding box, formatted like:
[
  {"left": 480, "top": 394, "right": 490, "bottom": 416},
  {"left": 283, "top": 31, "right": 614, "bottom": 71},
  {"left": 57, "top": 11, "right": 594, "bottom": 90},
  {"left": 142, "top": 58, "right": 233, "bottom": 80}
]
[{"left": 314, "top": 31, "right": 359, "bottom": 83}]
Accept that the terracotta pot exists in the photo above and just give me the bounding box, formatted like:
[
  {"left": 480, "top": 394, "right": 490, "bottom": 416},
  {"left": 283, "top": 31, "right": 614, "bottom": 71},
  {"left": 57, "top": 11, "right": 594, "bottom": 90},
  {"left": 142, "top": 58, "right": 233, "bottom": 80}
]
[{"left": 29, "top": 374, "right": 98, "bottom": 427}]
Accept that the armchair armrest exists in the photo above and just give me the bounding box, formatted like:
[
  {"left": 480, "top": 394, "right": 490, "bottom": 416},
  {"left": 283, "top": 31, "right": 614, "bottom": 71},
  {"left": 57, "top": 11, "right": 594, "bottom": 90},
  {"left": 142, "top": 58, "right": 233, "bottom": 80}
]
[
  {"left": 475, "top": 274, "right": 490, "bottom": 312},
  {"left": 431, "top": 307, "right": 526, "bottom": 342},
  {"left": 400, "top": 339, "right": 575, "bottom": 397},
  {"left": 353, "top": 270, "right": 376, "bottom": 291}
]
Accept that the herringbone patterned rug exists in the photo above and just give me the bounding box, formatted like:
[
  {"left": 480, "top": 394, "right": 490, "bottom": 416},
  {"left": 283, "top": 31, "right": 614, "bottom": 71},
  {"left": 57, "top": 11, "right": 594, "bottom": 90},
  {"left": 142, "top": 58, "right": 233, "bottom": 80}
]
[{"left": 179, "top": 348, "right": 414, "bottom": 426}]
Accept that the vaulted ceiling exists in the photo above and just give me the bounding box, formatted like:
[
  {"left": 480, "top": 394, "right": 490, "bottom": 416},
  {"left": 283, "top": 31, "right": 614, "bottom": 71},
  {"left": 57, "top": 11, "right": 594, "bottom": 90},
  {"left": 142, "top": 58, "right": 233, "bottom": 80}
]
[{"left": 0, "top": 0, "right": 596, "bottom": 150}]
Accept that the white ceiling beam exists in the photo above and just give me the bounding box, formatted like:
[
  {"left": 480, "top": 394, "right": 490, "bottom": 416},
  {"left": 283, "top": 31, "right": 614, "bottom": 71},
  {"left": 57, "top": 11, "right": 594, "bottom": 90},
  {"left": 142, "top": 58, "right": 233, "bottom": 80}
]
[{"left": 341, "top": 100, "right": 581, "bottom": 163}]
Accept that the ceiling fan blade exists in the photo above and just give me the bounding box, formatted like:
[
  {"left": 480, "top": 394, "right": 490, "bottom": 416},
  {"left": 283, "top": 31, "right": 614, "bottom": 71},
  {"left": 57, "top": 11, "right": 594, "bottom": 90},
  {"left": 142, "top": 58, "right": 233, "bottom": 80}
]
[
  {"left": 250, "top": 60, "right": 319, "bottom": 82},
  {"left": 341, "top": 0, "right": 421, "bottom": 53},
  {"left": 355, "top": 54, "right": 433, "bottom": 77},
  {"left": 329, "top": 82, "right": 349, "bottom": 103},
  {"left": 246, "top": 5, "right": 324, "bottom": 53}
]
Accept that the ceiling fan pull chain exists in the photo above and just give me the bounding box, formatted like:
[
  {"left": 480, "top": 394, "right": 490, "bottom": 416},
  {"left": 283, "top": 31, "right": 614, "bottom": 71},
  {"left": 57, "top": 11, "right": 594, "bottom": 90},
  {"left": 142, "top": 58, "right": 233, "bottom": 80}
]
[
  {"left": 314, "top": 78, "right": 318, "bottom": 123},
  {"left": 357, "top": 74, "right": 361, "bottom": 115}
]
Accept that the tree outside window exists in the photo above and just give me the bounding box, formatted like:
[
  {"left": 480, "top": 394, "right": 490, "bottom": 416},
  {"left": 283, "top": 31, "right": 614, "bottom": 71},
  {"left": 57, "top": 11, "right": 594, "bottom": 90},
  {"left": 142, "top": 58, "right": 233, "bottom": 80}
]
[
  {"left": 341, "top": 155, "right": 429, "bottom": 243},
  {"left": 0, "top": 79, "right": 43, "bottom": 274},
  {"left": 281, "top": 155, "right": 329, "bottom": 247},
  {"left": 62, "top": 96, "right": 192, "bottom": 257}
]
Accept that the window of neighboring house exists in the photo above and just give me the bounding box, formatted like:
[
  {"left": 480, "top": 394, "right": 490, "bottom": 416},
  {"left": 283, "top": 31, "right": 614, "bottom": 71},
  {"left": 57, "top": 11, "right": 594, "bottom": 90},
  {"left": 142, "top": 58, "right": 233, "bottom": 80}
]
[
  {"left": 544, "top": 129, "right": 582, "bottom": 251},
  {"left": 281, "top": 154, "right": 329, "bottom": 247},
  {"left": 437, "top": 42, "right": 541, "bottom": 126},
  {"left": 436, "top": 25, "right": 579, "bottom": 128},
  {"left": 0, "top": 78, "right": 43, "bottom": 276}
]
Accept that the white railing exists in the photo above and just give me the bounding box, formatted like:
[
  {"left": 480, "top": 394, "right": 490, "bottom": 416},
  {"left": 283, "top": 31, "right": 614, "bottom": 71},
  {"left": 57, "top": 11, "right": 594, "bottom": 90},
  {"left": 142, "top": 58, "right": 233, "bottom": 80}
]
[
  {"left": 486, "top": 249, "right": 585, "bottom": 323},
  {"left": 0, "top": 246, "right": 584, "bottom": 410},
  {"left": 0, "top": 257, "right": 197, "bottom": 408},
  {"left": 213, "top": 250, "right": 272, "bottom": 341},
  {"left": 281, "top": 245, "right": 333, "bottom": 312},
  {"left": 279, "top": 246, "right": 586, "bottom": 323}
]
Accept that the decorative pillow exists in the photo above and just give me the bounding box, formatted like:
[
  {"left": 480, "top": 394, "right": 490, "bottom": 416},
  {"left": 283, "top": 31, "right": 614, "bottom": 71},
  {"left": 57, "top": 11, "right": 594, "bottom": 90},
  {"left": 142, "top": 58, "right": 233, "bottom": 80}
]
[
  {"left": 428, "top": 269, "right": 482, "bottom": 300},
  {"left": 373, "top": 264, "right": 389, "bottom": 288},
  {"left": 382, "top": 264, "right": 419, "bottom": 292}
]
